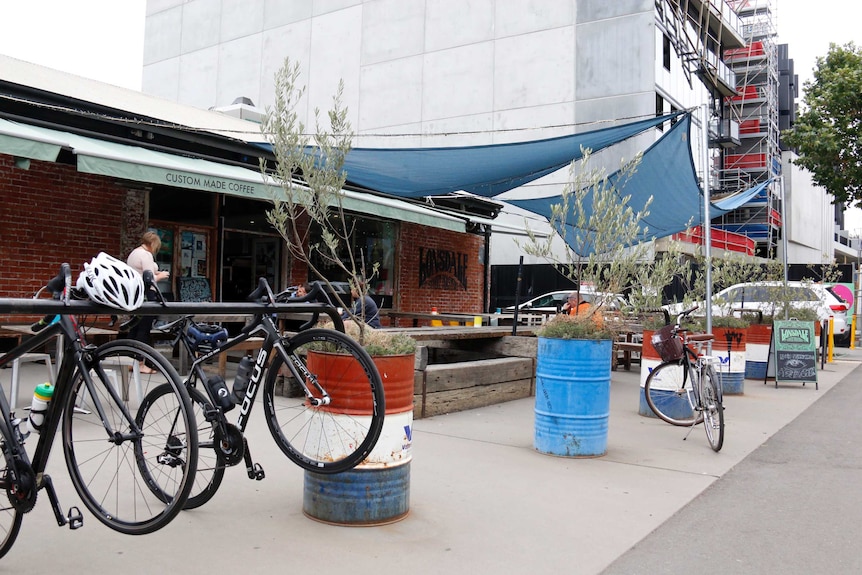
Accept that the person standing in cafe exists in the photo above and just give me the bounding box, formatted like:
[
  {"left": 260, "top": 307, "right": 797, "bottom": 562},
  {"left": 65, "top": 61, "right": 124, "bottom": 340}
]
[{"left": 126, "top": 231, "right": 170, "bottom": 374}]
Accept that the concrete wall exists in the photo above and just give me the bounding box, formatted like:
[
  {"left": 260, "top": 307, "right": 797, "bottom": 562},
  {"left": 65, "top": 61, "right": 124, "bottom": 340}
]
[
  {"left": 142, "top": 0, "right": 711, "bottom": 269},
  {"left": 143, "top": 1, "right": 678, "bottom": 146},
  {"left": 781, "top": 151, "right": 834, "bottom": 264}
]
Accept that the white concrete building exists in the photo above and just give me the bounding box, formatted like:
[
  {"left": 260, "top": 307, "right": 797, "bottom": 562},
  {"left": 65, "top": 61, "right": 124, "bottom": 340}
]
[{"left": 141, "top": 0, "right": 844, "bottom": 271}]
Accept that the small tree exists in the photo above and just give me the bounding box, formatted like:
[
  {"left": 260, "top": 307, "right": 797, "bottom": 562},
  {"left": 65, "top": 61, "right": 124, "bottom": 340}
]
[
  {"left": 261, "top": 57, "right": 377, "bottom": 342},
  {"left": 521, "top": 149, "right": 655, "bottom": 337}
]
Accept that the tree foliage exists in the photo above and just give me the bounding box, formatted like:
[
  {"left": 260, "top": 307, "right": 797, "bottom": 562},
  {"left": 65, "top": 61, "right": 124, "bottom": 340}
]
[
  {"left": 261, "top": 57, "right": 378, "bottom": 342},
  {"left": 782, "top": 42, "right": 862, "bottom": 207}
]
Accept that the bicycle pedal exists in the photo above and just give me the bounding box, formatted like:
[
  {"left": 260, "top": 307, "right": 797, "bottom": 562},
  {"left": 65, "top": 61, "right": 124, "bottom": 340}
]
[
  {"left": 67, "top": 507, "right": 83, "bottom": 530},
  {"left": 250, "top": 463, "right": 265, "bottom": 481}
]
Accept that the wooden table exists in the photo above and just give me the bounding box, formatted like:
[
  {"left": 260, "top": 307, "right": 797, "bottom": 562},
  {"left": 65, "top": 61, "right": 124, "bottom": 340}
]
[{"left": 385, "top": 311, "right": 488, "bottom": 327}]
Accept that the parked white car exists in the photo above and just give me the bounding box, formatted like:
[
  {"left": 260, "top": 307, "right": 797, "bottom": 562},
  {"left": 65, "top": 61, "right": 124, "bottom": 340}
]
[
  {"left": 506, "top": 289, "right": 627, "bottom": 314},
  {"left": 666, "top": 281, "right": 850, "bottom": 344}
]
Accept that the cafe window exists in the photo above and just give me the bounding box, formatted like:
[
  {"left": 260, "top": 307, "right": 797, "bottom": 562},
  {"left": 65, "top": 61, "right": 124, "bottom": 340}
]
[
  {"left": 148, "top": 189, "right": 217, "bottom": 301},
  {"left": 310, "top": 214, "right": 396, "bottom": 308}
]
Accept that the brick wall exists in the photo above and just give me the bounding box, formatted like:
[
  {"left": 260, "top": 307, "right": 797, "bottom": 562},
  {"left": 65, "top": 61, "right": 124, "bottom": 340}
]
[
  {"left": 397, "top": 223, "right": 485, "bottom": 314},
  {"left": 0, "top": 156, "right": 141, "bottom": 320}
]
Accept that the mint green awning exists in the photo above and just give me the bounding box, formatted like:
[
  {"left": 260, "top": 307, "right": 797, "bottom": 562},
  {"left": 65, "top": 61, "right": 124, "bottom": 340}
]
[
  {"left": 0, "top": 118, "right": 63, "bottom": 162},
  {"left": 0, "top": 119, "right": 466, "bottom": 232}
]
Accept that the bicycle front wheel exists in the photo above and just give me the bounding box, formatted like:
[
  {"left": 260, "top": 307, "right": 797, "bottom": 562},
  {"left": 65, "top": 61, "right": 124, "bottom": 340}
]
[
  {"left": 644, "top": 359, "right": 704, "bottom": 427},
  {"left": 263, "top": 328, "right": 385, "bottom": 474},
  {"left": 138, "top": 383, "right": 225, "bottom": 510},
  {"left": 62, "top": 339, "right": 198, "bottom": 535},
  {"left": 701, "top": 365, "right": 725, "bottom": 452},
  {"left": 0, "top": 446, "right": 23, "bottom": 558}
]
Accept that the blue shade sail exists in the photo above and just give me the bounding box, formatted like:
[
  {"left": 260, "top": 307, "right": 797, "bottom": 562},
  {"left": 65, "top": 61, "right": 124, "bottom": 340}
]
[
  {"left": 506, "top": 115, "right": 768, "bottom": 255},
  {"left": 256, "top": 112, "right": 685, "bottom": 198}
]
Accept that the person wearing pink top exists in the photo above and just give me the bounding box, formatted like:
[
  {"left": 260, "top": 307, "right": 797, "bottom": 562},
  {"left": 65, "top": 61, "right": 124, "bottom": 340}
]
[{"left": 126, "top": 231, "right": 169, "bottom": 374}]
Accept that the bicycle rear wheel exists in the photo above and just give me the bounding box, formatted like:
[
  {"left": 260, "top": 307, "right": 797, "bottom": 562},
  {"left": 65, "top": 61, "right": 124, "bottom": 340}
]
[
  {"left": 644, "top": 358, "right": 704, "bottom": 427},
  {"left": 137, "top": 383, "right": 225, "bottom": 510},
  {"left": 701, "top": 365, "right": 725, "bottom": 452},
  {"left": 0, "top": 445, "right": 23, "bottom": 558},
  {"left": 62, "top": 339, "right": 198, "bottom": 534},
  {"left": 263, "top": 328, "right": 385, "bottom": 474}
]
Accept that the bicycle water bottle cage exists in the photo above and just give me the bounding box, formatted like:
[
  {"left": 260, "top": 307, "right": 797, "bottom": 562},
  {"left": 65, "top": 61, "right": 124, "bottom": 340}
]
[{"left": 188, "top": 324, "right": 229, "bottom": 353}]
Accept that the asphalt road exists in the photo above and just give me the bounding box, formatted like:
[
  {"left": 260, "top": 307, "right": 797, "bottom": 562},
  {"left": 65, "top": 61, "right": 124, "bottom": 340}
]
[{"left": 602, "top": 362, "right": 862, "bottom": 574}]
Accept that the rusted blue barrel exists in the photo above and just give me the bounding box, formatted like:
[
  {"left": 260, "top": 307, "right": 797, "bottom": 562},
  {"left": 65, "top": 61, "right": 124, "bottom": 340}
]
[
  {"left": 303, "top": 354, "right": 413, "bottom": 526},
  {"left": 534, "top": 337, "right": 611, "bottom": 457},
  {"left": 304, "top": 460, "right": 410, "bottom": 525}
]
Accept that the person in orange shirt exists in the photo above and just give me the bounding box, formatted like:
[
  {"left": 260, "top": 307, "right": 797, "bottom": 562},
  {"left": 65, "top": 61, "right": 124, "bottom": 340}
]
[
  {"left": 561, "top": 293, "right": 590, "bottom": 316},
  {"left": 561, "top": 292, "right": 604, "bottom": 327}
]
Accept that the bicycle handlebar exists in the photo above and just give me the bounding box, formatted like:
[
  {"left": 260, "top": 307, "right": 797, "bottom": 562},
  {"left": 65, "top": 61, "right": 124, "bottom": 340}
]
[
  {"left": 45, "top": 263, "right": 71, "bottom": 297},
  {"left": 675, "top": 305, "right": 699, "bottom": 326}
]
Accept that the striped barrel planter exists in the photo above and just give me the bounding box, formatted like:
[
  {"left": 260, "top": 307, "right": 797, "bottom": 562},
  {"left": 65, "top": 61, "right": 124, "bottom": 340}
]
[
  {"left": 638, "top": 328, "right": 691, "bottom": 419},
  {"left": 712, "top": 327, "right": 746, "bottom": 395},
  {"left": 303, "top": 353, "right": 414, "bottom": 526},
  {"left": 745, "top": 323, "right": 772, "bottom": 379}
]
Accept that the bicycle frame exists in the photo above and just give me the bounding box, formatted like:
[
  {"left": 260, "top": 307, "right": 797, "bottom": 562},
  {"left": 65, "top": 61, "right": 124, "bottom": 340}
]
[
  {"left": 0, "top": 314, "right": 141, "bottom": 527},
  {"left": 178, "top": 313, "right": 308, "bottom": 433}
]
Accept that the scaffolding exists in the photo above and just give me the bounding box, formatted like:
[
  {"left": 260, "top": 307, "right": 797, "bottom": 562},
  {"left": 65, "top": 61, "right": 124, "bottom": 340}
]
[{"left": 717, "top": 0, "right": 781, "bottom": 258}]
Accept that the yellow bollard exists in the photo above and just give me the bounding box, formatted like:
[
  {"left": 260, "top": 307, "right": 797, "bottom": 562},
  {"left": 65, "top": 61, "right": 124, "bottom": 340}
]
[
  {"left": 851, "top": 315, "right": 857, "bottom": 350},
  {"left": 828, "top": 317, "right": 834, "bottom": 363}
]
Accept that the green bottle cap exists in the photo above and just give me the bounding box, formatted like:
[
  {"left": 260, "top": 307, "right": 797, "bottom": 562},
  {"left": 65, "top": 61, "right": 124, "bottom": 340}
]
[{"left": 35, "top": 383, "right": 54, "bottom": 400}]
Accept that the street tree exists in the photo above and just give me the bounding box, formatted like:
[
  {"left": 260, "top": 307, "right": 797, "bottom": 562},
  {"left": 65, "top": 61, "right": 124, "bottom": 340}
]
[{"left": 782, "top": 42, "right": 862, "bottom": 207}]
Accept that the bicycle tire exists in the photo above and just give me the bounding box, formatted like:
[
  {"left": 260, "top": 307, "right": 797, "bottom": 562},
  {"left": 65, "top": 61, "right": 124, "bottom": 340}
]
[
  {"left": 262, "top": 328, "right": 385, "bottom": 474},
  {"left": 701, "top": 364, "right": 725, "bottom": 452},
  {"left": 0, "top": 445, "right": 23, "bottom": 558},
  {"left": 138, "top": 383, "right": 225, "bottom": 510},
  {"left": 644, "top": 353, "right": 704, "bottom": 427},
  {"left": 62, "top": 339, "right": 198, "bottom": 534}
]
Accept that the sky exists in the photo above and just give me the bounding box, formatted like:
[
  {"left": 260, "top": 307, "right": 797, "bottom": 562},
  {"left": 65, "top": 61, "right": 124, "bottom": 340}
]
[{"left": 0, "top": 0, "right": 859, "bottom": 223}]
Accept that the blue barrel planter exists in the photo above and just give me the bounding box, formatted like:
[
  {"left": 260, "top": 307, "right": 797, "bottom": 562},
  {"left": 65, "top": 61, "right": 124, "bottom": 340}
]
[{"left": 534, "top": 337, "right": 612, "bottom": 457}]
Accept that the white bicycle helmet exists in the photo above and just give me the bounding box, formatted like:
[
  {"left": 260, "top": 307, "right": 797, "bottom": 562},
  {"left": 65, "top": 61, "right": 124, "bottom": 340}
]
[{"left": 76, "top": 252, "right": 145, "bottom": 311}]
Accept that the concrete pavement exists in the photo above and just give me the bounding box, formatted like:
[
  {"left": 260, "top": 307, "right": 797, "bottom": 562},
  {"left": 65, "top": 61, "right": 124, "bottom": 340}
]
[{"left": 1, "top": 347, "right": 860, "bottom": 573}]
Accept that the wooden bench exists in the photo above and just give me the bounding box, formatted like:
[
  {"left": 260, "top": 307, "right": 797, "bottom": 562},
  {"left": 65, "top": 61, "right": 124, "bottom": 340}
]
[
  {"left": 394, "top": 327, "right": 538, "bottom": 418},
  {"left": 414, "top": 356, "right": 536, "bottom": 418},
  {"left": 613, "top": 341, "right": 643, "bottom": 371}
]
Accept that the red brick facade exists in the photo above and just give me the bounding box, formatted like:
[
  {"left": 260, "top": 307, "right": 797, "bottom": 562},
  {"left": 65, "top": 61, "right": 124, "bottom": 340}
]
[
  {"left": 0, "top": 156, "right": 143, "bottom": 321},
  {"left": 1, "top": 156, "right": 487, "bottom": 324},
  {"left": 396, "top": 223, "right": 485, "bottom": 314}
]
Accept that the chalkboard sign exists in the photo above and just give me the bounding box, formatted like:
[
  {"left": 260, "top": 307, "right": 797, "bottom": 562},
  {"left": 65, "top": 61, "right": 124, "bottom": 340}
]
[{"left": 771, "top": 320, "right": 817, "bottom": 387}]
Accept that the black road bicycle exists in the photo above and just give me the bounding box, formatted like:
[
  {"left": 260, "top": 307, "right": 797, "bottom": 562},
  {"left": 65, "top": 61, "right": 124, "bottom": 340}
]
[
  {"left": 0, "top": 265, "right": 198, "bottom": 558},
  {"left": 144, "top": 278, "right": 385, "bottom": 509}
]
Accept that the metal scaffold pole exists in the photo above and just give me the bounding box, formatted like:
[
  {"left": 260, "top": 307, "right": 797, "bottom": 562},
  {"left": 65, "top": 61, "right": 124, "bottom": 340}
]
[{"left": 702, "top": 103, "right": 713, "bottom": 336}]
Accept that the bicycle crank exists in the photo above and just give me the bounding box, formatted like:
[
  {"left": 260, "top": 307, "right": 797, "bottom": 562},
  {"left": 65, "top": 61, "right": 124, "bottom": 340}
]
[{"left": 214, "top": 423, "right": 245, "bottom": 466}]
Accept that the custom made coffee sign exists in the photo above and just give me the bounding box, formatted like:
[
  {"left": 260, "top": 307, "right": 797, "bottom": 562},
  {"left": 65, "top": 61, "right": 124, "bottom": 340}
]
[{"left": 772, "top": 320, "right": 817, "bottom": 385}]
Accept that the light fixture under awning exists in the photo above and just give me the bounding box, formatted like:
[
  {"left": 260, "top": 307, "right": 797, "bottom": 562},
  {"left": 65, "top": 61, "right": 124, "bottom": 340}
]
[{"left": 0, "top": 118, "right": 466, "bottom": 232}]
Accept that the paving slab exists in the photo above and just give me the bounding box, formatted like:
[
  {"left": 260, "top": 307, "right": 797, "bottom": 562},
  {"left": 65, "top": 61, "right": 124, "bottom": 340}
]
[{"left": 0, "top": 348, "right": 858, "bottom": 573}]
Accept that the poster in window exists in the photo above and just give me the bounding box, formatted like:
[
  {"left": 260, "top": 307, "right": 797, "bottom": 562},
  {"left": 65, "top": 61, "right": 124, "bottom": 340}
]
[{"left": 180, "top": 231, "right": 208, "bottom": 278}]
